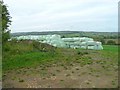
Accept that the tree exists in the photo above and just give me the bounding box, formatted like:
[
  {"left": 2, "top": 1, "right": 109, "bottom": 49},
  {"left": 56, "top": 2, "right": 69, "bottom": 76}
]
[
  {"left": 99, "top": 39, "right": 105, "bottom": 45},
  {"left": 0, "top": 1, "right": 11, "bottom": 42}
]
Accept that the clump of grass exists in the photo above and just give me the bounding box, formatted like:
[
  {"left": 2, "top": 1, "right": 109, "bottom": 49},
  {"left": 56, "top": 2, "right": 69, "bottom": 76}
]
[
  {"left": 77, "top": 51, "right": 84, "bottom": 55},
  {"left": 111, "top": 80, "right": 116, "bottom": 85},
  {"left": 70, "top": 63, "right": 74, "bottom": 66},
  {"left": 75, "top": 60, "right": 80, "bottom": 63},
  {"left": 87, "top": 61, "right": 92, "bottom": 64},
  {"left": 48, "top": 85, "right": 51, "bottom": 88},
  {"left": 41, "top": 68, "right": 45, "bottom": 70},
  {"left": 96, "top": 75, "right": 100, "bottom": 77},
  {"left": 52, "top": 73, "right": 56, "bottom": 76},
  {"left": 76, "top": 58, "right": 79, "bottom": 60},
  {"left": 16, "top": 70, "right": 21, "bottom": 74},
  {"left": 11, "top": 76, "right": 17, "bottom": 80},
  {"left": 77, "top": 51, "right": 89, "bottom": 55},
  {"left": 18, "top": 78, "right": 24, "bottom": 82},
  {"left": 42, "top": 77, "right": 46, "bottom": 79},
  {"left": 100, "top": 61, "right": 104, "bottom": 64},
  {"left": 88, "top": 72, "right": 92, "bottom": 75},
  {"left": 81, "top": 72, "right": 87, "bottom": 75},
  {"left": 64, "top": 66, "right": 68, "bottom": 70},
  {"left": 78, "top": 74, "right": 81, "bottom": 76},
  {"left": 72, "top": 71, "right": 74, "bottom": 73},
  {"left": 86, "top": 82, "right": 90, "bottom": 84},
  {"left": 85, "top": 80, "right": 91, "bottom": 85},
  {"left": 96, "top": 60, "right": 101, "bottom": 64},
  {"left": 66, "top": 58, "right": 69, "bottom": 61},
  {"left": 27, "top": 67, "right": 30, "bottom": 69},
  {"left": 102, "top": 65, "right": 105, "bottom": 68},
  {"left": 2, "top": 74, "right": 6, "bottom": 77},
  {"left": 56, "top": 70, "right": 60, "bottom": 72},
  {"left": 76, "top": 68, "right": 79, "bottom": 70},
  {"left": 23, "top": 70, "right": 27, "bottom": 73},
  {"left": 61, "top": 64, "right": 64, "bottom": 66},
  {"left": 83, "top": 52, "right": 89, "bottom": 54},
  {"left": 60, "top": 80, "right": 64, "bottom": 82},
  {"left": 40, "top": 71, "right": 47, "bottom": 77},
  {"left": 46, "top": 65, "right": 50, "bottom": 68},
  {"left": 66, "top": 74, "right": 71, "bottom": 77}
]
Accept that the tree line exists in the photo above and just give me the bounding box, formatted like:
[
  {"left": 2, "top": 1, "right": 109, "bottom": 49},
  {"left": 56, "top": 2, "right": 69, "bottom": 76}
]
[{"left": 0, "top": 1, "right": 11, "bottom": 43}]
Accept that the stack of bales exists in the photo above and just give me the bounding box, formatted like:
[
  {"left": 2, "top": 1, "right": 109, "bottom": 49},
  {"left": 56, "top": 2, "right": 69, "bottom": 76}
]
[
  {"left": 62, "top": 37, "right": 103, "bottom": 50},
  {"left": 13, "top": 34, "right": 103, "bottom": 50}
]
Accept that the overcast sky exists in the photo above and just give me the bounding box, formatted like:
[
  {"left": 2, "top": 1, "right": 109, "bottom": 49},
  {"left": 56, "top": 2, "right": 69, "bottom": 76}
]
[{"left": 4, "top": 0, "right": 118, "bottom": 33}]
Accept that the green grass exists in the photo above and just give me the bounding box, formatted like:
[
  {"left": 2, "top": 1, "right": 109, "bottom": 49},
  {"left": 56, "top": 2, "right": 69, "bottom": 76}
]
[
  {"left": 101, "top": 45, "right": 119, "bottom": 66},
  {"left": 3, "top": 52, "right": 59, "bottom": 70},
  {"left": 103, "top": 45, "right": 118, "bottom": 52},
  {"left": 2, "top": 41, "right": 119, "bottom": 71}
]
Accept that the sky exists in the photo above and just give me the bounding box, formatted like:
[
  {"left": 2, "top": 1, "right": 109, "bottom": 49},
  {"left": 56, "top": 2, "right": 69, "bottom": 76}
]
[{"left": 4, "top": 0, "right": 118, "bottom": 33}]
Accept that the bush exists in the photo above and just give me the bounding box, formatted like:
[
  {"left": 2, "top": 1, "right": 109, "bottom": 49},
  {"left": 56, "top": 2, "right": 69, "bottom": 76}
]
[
  {"left": 3, "top": 43, "right": 11, "bottom": 52},
  {"left": 100, "top": 39, "right": 105, "bottom": 45},
  {"left": 107, "top": 40, "right": 116, "bottom": 45}
]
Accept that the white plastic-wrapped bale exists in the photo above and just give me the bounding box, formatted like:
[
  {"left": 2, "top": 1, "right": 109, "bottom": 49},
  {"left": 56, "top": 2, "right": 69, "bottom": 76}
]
[
  {"left": 73, "top": 38, "right": 81, "bottom": 41},
  {"left": 88, "top": 46, "right": 95, "bottom": 49},
  {"left": 80, "top": 37, "right": 93, "bottom": 42},
  {"left": 62, "top": 38, "right": 74, "bottom": 42},
  {"left": 80, "top": 42, "right": 87, "bottom": 46},
  {"left": 95, "top": 42, "right": 103, "bottom": 50},
  {"left": 81, "top": 46, "right": 87, "bottom": 49},
  {"left": 86, "top": 41, "right": 103, "bottom": 50},
  {"left": 73, "top": 41, "right": 81, "bottom": 45},
  {"left": 52, "top": 40, "right": 66, "bottom": 48}
]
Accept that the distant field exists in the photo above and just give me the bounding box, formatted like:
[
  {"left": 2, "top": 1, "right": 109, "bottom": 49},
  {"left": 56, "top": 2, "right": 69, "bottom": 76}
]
[{"left": 2, "top": 42, "right": 119, "bottom": 88}]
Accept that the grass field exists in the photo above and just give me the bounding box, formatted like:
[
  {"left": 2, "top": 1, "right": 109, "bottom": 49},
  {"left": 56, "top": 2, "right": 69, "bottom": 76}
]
[
  {"left": 2, "top": 41, "right": 119, "bottom": 88},
  {"left": 103, "top": 45, "right": 118, "bottom": 52}
]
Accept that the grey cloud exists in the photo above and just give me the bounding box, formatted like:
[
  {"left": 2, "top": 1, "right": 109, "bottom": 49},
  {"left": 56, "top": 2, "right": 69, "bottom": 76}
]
[{"left": 4, "top": 0, "right": 118, "bottom": 32}]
